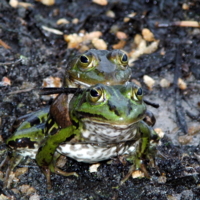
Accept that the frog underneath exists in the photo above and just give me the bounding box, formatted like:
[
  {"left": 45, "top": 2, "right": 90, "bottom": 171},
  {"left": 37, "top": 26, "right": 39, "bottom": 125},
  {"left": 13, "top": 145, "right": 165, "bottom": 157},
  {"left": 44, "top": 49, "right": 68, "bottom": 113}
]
[{"left": 36, "top": 82, "right": 159, "bottom": 189}]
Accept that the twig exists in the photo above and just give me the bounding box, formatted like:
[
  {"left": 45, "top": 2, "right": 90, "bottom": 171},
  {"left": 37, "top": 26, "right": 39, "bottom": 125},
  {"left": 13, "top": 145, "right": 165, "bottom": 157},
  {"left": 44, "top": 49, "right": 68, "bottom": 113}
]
[
  {"left": 156, "top": 21, "right": 200, "bottom": 28},
  {"left": 0, "top": 58, "right": 22, "bottom": 66}
]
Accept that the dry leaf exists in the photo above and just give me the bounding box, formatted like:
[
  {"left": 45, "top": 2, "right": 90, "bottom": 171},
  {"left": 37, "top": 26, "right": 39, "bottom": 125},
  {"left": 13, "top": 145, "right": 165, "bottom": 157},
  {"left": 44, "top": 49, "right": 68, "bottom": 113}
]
[
  {"left": 19, "top": 184, "right": 36, "bottom": 195},
  {"left": 92, "top": 38, "right": 107, "bottom": 50},
  {"left": 84, "top": 31, "right": 102, "bottom": 41},
  {"left": 188, "top": 125, "right": 200, "bottom": 135},
  {"left": 9, "top": 0, "right": 19, "bottom": 8},
  {"left": 42, "top": 26, "right": 63, "bottom": 35},
  {"left": 160, "top": 78, "right": 170, "bottom": 88},
  {"left": 89, "top": 163, "right": 100, "bottom": 173},
  {"left": 36, "top": 0, "right": 55, "bottom": 6},
  {"left": 15, "top": 167, "right": 28, "bottom": 177},
  {"left": 1, "top": 77, "right": 11, "bottom": 86},
  {"left": 92, "top": 0, "right": 108, "bottom": 6},
  {"left": 0, "top": 39, "right": 11, "bottom": 49},
  {"left": 64, "top": 34, "right": 83, "bottom": 49},
  {"left": 143, "top": 75, "right": 155, "bottom": 90},
  {"left": 182, "top": 3, "right": 189, "bottom": 10},
  {"left": 154, "top": 128, "right": 165, "bottom": 138},
  {"left": 72, "top": 18, "right": 79, "bottom": 24},
  {"left": 178, "top": 135, "right": 193, "bottom": 145},
  {"left": 42, "top": 76, "right": 62, "bottom": 98},
  {"left": 42, "top": 76, "right": 62, "bottom": 88},
  {"left": 106, "top": 10, "right": 115, "bottom": 18},
  {"left": 142, "top": 28, "right": 155, "bottom": 42},
  {"left": 116, "top": 31, "right": 128, "bottom": 40},
  {"left": 132, "top": 170, "right": 144, "bottom": 178},
  {"left": 157, "top": 175, "right": 167, "bottom": 184},
  {"left": 178, "top": 78, "right": 187, "bottom": 90},
  {"left": 123, "top": 17, "right": 130, "bottom": 23},
  {"left": 57, "top": 18, "right": 69, "bottom": 25},
  {"left": 29, "top": 193, "right": 41, "bottom": 200},
  {"left": 112, "top": 40, "right": 126, "bottom": 49}
]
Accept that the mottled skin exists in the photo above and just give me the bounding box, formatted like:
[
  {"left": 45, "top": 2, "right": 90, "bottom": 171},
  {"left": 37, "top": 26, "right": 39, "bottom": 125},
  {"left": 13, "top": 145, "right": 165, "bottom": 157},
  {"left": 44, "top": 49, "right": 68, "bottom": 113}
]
[
  {"left": 51, "top": 49, "right": 131, "bottom": 128},
  {"left": 14, "top": 49, "right": 131, "bottom": 130},
  {"left": 36, "top": 83, "right": 159, "bottom": 189},
  {"left": 2, "top": 49, "right": 157, "bottom": 189}
]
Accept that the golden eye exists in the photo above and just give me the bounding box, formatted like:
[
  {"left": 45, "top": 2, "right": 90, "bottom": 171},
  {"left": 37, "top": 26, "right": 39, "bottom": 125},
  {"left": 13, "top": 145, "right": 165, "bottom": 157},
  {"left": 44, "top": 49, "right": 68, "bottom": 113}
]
[
  {"left": 133, "top": 87, "right": 143, "bottom": 101},
  {"left": 80, "top": 55, "right": 89, "bottom": 63},
  {"left": 88, "top": 86, "right": 104, "bottom": 103},
  {"left": 107, "top": 50, "right": 129, "bottom": 69},
  {"left": 136, "top": 88, "right": 143, "bottom": 96},
  {"left": 123, "top": 83, "right": 143, "bottom": 102},
  {"left": 120, "top": 52, "right": 128, "bottom": 65},
  {"left": 78, "top": 52, "right": 98, "bottom": 71}
]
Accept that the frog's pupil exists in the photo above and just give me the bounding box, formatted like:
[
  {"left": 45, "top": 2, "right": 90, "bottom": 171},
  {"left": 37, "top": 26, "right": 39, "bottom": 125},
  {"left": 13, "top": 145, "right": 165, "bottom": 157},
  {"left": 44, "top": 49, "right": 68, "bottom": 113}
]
[
  {"left": 122, "top": 54, "right": 128, "bottom": 62},
  {"left": 90, "top": 89, "right": 99, "bottom": 97},
  {"left": 137, "top": 88, "right": 143, "bottom": 96},
  {"left": 80, "top": 55, "right": 89, "bottom": 63}
]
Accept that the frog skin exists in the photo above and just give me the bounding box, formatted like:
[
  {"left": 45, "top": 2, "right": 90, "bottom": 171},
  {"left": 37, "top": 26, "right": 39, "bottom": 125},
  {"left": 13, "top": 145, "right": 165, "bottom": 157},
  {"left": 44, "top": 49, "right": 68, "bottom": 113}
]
[
  {"left": 36, "top": 82, "right": 159, "bottom": 189},
  {"left": 2, "top": 50, "right": 156, "bottom": 188},
  {"left": 15, "top": 49, "right": 131, "bottom": 131},
  {"left": 51, "top": 49, "right": 132, "bottom": 128},
  {"left": 1, "top": 49, "right": 131, "bottom": 188}
]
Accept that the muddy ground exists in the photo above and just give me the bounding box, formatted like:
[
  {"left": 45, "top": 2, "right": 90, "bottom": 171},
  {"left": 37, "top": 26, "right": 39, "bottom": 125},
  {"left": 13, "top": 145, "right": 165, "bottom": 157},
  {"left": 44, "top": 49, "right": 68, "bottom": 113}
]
[{"left": 0, "top": 0, "right": 200, "bottom": 199}]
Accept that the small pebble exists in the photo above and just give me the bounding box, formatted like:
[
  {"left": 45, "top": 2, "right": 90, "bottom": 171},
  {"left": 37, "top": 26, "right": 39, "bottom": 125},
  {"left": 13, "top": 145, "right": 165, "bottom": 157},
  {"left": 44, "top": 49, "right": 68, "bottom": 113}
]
[
  {"left": 142, "top": 28, "right": 155, "bottom": 42},
  {"left": 143, "top": 75, "right": 155, "bottom": 90},
  {"left": 178, "top": 135, "right": 193, "bottom": 145},
  {"left": 92, "top": 38, "right": 107, "bottom": 50},
  {"left": 92, "top": 0, "right": 108, "bottom": 6},
  {"left": 89, "top": 163, "right": 100, "bottom": 173},
  {"left": 160, "top": 78, "right": 170, "bottom": 88},
  {"left": 178, "top": 78, "right": 187, "bottom": 90},
  {"left": 132, "top": 170, "right": 144, "bottom": 178}
]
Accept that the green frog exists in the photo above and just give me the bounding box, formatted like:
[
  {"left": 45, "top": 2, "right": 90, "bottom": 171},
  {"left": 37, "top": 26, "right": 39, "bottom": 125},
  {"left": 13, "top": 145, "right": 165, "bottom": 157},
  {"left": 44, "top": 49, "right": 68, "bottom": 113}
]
[
  {"left": 3, "top": 83, "right": 159, "bottom": 189},
  {"left": 36, "top": 82, "right": 159, "bottom": 189},
  {"left": 2, "top": 49, "right": 132, "bottom": 188},
  {"left": 15, "top": 49, "right": 131, "bottom": 130}
]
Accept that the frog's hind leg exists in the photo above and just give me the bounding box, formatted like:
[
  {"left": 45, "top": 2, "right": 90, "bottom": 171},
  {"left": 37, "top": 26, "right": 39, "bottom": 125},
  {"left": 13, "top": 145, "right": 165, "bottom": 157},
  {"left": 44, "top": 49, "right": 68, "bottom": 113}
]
[
  {"left": 120, "top": 154, "right": 150, "bottom": 185},
  {"left": 2, "top": 152, "right": 25, "bottom": 188},
  {"left": 40, "top": 152, "right": 78, "bottom": 190}
]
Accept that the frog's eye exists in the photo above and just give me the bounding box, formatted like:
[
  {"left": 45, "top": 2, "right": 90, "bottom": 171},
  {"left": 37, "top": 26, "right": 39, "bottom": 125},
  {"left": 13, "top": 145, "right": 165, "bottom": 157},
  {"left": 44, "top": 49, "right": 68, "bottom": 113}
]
[
  {"left": 133, "top": 87, "right": 143, "bottom": 101},
  {"left": 120, "top": 52, "right": 128, "bottom": 66},
  {"left": 88, "top": 86, "right": 104, "bottom": 103},
  {"left": 124, "top": 84, "right": 143, "bottom": 101},
  {"left": 80, "top": 55, "right": 89, "bottom": 63},
  {"left": 107, "top": 50, "right": 129, "bottom": 69},
  {"left": 136, "top": 88, "right": 143, "bottom": 96},
  {"left": 78, "top": 52, "right": 98, "bottom": 71}
]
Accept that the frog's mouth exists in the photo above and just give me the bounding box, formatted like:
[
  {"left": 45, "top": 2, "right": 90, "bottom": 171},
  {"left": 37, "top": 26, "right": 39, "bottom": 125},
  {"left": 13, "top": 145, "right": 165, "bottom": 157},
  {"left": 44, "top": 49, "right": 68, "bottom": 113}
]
[{"left": 73, "top": 79, "right": 91, "bottom": 88}]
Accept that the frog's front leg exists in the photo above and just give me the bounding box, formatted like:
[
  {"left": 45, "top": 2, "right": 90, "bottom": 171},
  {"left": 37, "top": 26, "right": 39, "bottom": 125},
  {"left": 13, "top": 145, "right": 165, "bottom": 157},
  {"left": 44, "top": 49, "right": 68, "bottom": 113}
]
[
  {"left": 36, "top": 125, "right": 79, "bottom": 189},
  {"left": 121, "top": 121, "right": 160, "bottom": 184}
]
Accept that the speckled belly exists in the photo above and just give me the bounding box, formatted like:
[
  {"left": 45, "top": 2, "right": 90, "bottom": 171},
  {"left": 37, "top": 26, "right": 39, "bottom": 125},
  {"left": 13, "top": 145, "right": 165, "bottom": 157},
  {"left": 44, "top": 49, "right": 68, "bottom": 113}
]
[
  {"left": 57, "top": 140, "right": 140, "bottom": 163},
  {"left": 81, "top": 120, "right": 139, "bottom": 143}
]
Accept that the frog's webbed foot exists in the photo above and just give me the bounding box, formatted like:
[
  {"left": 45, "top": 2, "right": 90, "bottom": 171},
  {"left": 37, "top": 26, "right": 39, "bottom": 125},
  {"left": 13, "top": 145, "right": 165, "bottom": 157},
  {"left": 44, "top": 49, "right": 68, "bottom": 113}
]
[
  {"left": 41, "top": 154, "right": 78, "bottom": 190},
  {"left": 41, "top": 166, "right": 78, "bottom": 190},
  {"left": 120, "top": 159, "right": 150, "bottom": 185}
]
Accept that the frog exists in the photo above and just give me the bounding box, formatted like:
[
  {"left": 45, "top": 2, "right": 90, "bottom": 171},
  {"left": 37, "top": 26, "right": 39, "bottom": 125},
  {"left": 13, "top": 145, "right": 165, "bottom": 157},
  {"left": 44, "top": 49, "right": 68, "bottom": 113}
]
[
  {"left": 2, "top": 82, "right": 159, "bottom": 189},
  {"left": 1, "top": 49, "right": 132, "bottom": 188},
  {"left": 14, "top": 49, "right": 132, "bottom": 131},
  {"left": 36, "top": 82, "right": 159, "bottom": 189}
]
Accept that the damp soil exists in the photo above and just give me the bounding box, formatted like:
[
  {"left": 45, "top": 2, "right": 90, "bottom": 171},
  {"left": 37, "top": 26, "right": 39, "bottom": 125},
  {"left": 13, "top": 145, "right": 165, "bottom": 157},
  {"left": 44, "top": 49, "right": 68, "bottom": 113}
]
[{"left": 0, "top": 0, "right": 200, "bottom": 199}]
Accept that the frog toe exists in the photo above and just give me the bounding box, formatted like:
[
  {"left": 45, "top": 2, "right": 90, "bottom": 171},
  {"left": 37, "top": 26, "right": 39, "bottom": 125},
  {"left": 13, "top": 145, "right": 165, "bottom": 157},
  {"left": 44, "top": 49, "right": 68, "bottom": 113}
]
[
  {"left": 54, "top": 166, "right": 78, "bottom": 177},
  {"left": 120, "top": 160, "right": 150, "bottom": 185}
]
